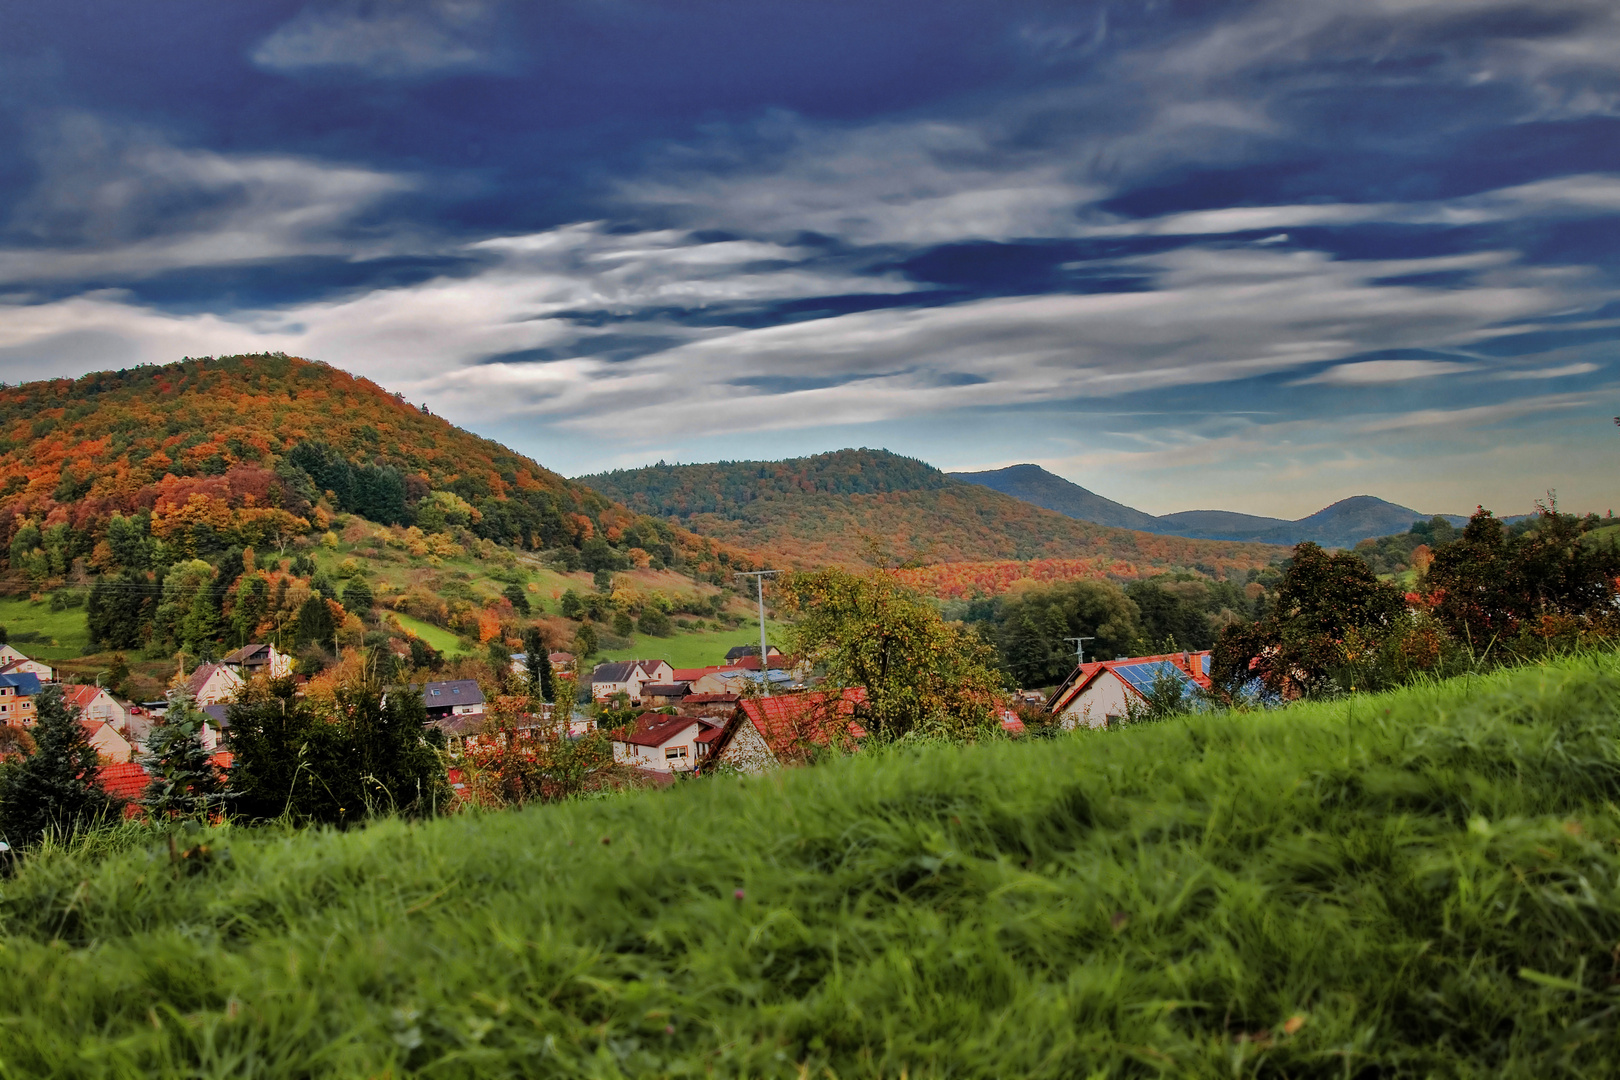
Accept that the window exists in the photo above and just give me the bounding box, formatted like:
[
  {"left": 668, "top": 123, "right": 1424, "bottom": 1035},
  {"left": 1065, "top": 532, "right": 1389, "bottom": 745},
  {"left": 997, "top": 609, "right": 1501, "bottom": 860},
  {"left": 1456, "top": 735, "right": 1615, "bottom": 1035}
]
[
  {"left": 665, "top": 746, "right": 688, "bottom": 760},
  {"left": 431, "top": 689, "right": 441, "bottom": 696}
]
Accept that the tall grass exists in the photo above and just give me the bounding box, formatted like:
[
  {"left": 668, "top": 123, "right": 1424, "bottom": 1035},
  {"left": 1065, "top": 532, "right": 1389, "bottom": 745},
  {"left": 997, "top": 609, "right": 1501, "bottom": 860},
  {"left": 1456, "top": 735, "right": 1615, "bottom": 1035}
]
[{"left": 5, "top": 653, "right": 1620, "bottom": 1076}]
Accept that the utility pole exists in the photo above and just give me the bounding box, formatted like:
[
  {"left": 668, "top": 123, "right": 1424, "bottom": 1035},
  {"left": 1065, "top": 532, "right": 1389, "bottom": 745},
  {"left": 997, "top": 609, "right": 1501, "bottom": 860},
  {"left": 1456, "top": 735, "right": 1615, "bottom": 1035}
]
[
  {"left": 734, "top": 570, "right": 780, "bottom": 694},
  {"left": 1062, "top": 636, "right": 1096, "bottom": 666}
]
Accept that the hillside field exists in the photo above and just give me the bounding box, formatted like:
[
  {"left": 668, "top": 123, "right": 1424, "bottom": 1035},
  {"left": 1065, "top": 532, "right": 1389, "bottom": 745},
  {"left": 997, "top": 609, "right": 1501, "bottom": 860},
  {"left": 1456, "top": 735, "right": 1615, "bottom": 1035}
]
[{"left": 6, "top": 653, "right": 1620, "bottom": 1075}]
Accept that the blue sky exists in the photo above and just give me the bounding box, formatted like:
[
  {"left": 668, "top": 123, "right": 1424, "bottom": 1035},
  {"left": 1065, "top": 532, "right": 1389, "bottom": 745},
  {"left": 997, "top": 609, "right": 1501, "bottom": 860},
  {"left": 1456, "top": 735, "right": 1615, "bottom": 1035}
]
[{"left": 1, "top": 0, "right": 1616, "bottom": 518}]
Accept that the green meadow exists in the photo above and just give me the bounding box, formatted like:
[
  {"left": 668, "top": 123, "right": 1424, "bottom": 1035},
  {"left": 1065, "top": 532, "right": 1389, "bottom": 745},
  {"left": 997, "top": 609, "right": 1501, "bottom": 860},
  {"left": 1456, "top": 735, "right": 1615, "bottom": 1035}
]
[{"left": 5, "top": 653, "right": 1620, "bottom": 1076}]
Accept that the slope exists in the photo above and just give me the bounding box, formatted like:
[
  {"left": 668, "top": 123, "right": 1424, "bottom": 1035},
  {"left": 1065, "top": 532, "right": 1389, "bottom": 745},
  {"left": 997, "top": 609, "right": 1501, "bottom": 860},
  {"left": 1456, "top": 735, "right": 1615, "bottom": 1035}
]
[
  {"left": 6, "top": 652, "right": 1620, "bottom": 1075},
  {"left": 946, "top": 463, "right": 1160, "bottom": 531},
  {"left": 577, "top": 449, "right": 1281, "bottom": 577},
  {"left": 0, "top": 354, "right": 739, "bottom": 577}
]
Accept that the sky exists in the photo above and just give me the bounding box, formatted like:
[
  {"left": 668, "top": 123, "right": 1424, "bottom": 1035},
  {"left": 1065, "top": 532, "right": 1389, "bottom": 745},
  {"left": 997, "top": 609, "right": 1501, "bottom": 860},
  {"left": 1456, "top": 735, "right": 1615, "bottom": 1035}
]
[{"left": 1, "top": 0, "right": 1617, "bottom": 519}]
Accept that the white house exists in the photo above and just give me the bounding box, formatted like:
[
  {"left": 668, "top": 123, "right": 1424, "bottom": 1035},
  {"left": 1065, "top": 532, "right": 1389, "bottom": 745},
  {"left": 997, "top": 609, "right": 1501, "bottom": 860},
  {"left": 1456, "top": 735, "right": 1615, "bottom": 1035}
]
[
  {"left": 180, "top": 662, "right": 244, "bottom": 708},
  {"left": 221, "top": 643, "right": 293, "bottom": 679},
  {"left": 1046, "top": 652, "right": 1210, "bottom": 730},
  {"left": 0, "top": 646, "right": 54, "bottom": 682},
  {"left": 612, "top": 712, "right": 722, "bottom": 772},
  {"left": 590, "top": 659, "right": 674, "bottom": 703}
]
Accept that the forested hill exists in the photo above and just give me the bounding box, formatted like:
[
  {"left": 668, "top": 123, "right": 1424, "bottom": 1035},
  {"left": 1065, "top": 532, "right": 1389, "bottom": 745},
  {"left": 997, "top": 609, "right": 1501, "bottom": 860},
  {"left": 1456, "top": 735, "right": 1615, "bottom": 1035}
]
[
  {"left": 577, "top": 449, "right": 1281, "bottom": 573},
  {"left": 0, "top": 354, "right": 737, "bottom": 575}
]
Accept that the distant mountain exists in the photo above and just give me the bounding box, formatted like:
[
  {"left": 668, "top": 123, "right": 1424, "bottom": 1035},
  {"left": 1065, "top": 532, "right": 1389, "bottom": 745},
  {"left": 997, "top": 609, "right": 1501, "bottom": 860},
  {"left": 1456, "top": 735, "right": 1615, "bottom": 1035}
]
[
  {"left": 950, "top": 464, "right": 1459, "bottom": 548},
  {"left": 577, "top": 450, "right": 1280, "bottom": 574},
  {"left": 947, "top": 464, "right": 1160, "bottom": 531}
]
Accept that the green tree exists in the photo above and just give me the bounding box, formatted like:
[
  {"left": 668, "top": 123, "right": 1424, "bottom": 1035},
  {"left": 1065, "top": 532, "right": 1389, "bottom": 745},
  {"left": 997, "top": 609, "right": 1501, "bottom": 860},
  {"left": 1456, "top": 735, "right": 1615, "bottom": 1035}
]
[
  {"left": 140, "top": 691, "right": 228, "bottom": 820},
  {"left": 611, "top": 610, "right": 634, "bottom": 638},
  {"left": 343, "top": 577, "right": 375, "bottom": 615},
  {"left": 1212, "top": 542, "right": 1407, "bottom": 700},
  {"left": 226, "top": 676, "right": 447, "bottom": 824},
  {"left": 637, "top": 607, "right": 673, "bottom": 637},
  {"left": 0, "top": 685, "right": 116, "bottom": 846},
  {"left": 523, "top": 625, "right": 554, "bottom": 703},
  {"left": 502, "top": 583, "right": 531, "bottom": 616},
  {"left": 574, "top": 622, "right": 598, "bottom": 659},
  {"left": 559, "top": 589, "right": 584, "bottom": 619},
  {"left": 783, "top": 569, "right": 1004, "bottom": 741},
  {"left": 295, "top": 593, "right": 337, "bottom": 648},
  {"left": 230, "top": 573, "right": 270, "bottom": 645},
  {"left": 87, "top": 572, "right": 154, "bottom": 650},
  {"left": 994, "top": 580, "right": 1143, "bottom": 688}
]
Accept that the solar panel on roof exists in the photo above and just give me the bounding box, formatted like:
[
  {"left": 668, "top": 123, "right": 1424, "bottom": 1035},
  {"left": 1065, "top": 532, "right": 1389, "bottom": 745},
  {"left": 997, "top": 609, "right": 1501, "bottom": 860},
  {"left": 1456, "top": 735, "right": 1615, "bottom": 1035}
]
[{"left": 1114, "top": 660, "right": 1191, "bottom": 694}]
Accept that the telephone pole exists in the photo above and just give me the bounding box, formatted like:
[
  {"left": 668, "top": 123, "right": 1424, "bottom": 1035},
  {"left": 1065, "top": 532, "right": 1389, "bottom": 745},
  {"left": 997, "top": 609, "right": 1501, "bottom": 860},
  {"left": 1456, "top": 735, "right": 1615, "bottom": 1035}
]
[
  {"left": 1062, "top": 636, "right": 1096, "bottom": 666},
  {"left": 734, "top": 570, "right": 780, "bottom": 694}
]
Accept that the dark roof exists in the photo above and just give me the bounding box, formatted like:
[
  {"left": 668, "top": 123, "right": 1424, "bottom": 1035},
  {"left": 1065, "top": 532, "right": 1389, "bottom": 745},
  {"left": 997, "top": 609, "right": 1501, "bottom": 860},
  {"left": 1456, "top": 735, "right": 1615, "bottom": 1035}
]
[
  {"left": 201, "top": 704, "right": 231, "bottom": 729},
  {"left": 591, "top": 661, "right": 638, "bottom": 684},
  {"left": 641, "top": 682, "right": 690, "bottom": 697},
  {"left": 725, "top": 644, "right": 778, "bottom": 660},
  {"left": 682, "top": 692, "right": 739, "bottom": 704},
  {"left": 430, "top": 711, "right": 489, "bottom": 737},
  {"left": 423, "top": 679, "right": 484, "bottom": 707}
]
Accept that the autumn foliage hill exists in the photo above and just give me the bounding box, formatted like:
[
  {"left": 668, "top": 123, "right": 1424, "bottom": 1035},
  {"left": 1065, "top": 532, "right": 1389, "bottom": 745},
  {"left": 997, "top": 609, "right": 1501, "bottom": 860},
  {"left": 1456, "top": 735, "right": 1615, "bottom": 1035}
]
[
  {"left": 0, "top": 354, "right": 743, "bottom": 576},
  {"left": 578, "top": 449, "right": 1282, "bottom": 584}
]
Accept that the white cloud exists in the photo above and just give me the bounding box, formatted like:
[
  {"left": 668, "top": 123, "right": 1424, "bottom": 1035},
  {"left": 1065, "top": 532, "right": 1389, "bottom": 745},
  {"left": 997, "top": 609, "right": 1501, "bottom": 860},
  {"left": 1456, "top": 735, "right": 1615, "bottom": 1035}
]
[
  {"left": 1, "top": 113, "right": 414, "bottom": 282},
  {"left": 1292, "top": 359, "right": 1479, "bottom": 385},
  {"left": 252, "top": 0, "right": 499, "bottom": 77}
]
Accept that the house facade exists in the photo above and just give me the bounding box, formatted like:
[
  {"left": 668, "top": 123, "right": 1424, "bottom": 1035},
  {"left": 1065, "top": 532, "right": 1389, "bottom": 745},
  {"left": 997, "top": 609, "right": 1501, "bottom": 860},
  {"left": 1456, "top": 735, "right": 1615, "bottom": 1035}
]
[
  {"left": 0, "top": 672, "right": 42, "bottom": 727},
  {"left": 181, "top": 663, "right": 244, "bottom": 707},
  {"left": 221, "top": 643, "right": 293, "bottom": 679},
  {"left": 423, "top": 679, "right": 485, "bottom": 721},
  {"left": 1045, "top": 652, "right": 1211, "bottom": 730},
  {"left": 81, "top": 720, "right": 133, "bottom": 763},
  {"left": 0, "top": 645, "right": 54, "bottom": 681},
  {"left": 612, "top": 712, "right": 723, "bottom": 772},
  {"left": 709, "top": 689, "right": 866, "bottom": 774},
  {"left": 590, "top": 659, "right": 674, "bottom": 703}
]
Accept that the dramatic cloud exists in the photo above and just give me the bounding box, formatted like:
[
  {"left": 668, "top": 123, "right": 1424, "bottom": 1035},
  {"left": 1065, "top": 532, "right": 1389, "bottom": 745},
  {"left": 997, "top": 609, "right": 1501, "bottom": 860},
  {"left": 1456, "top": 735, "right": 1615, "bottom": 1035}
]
[
  {"left": 3, "top": 0, "right": 1618, "bottom": 514},
  {"left": 252, "top": 0, "right": 500, "bottom": 77}
]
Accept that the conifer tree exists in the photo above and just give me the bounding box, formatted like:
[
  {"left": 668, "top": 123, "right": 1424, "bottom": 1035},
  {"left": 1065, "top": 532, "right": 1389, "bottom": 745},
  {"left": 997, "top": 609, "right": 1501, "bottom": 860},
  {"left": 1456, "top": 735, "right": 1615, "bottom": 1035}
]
[
  {"left": 522, "top": 625, "right": 554, "bottom": 703},
  {"left": 0, "top": 685, "right": 115, "bottom": 847},
  {"left": 140, "top": 690, "right": 228, "bottom": 820}
]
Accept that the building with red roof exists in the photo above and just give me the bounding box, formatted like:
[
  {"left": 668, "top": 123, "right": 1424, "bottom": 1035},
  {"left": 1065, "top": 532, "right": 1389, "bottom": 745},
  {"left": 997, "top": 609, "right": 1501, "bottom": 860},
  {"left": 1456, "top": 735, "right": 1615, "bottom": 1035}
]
[
  {"left": 98, "top": 761, "right": 150, "bottom": 802},
  {"left": 707, "top": 689, "right": 867, "bottom": 773},
  {"left": 1045, "top": 651, "right": 1211, "bottom": 730},
  {"left": 612, "top": 711, "right": 724, "bottom": 772}
]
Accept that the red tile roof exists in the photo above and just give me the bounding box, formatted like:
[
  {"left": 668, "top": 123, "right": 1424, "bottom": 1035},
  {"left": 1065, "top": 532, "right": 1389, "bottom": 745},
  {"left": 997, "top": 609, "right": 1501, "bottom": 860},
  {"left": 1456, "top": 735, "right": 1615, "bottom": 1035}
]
[
  {"left": 736, "top": 689, "right": 867, "bottom": 762},
  {"left": 98, "top": 762, "right": 149, "bottom": 801},
  {"left": 682, "top": 693, "right": 739, "bottom": 704},
  {"left": 619, "top": 712, "right": 705, "bottom": 748}
]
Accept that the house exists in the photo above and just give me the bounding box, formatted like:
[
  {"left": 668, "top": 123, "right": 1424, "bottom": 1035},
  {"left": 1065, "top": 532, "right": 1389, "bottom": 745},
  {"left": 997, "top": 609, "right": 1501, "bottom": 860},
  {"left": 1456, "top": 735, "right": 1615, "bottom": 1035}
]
[
  {"left": 62, "top": 685, "right": 128, "bottom": 728},
  {"left": 708, "top": 668, "right": 795, "bottom": 695},
  {"left": 81, "top": 720, "right": 133, "bottom": 763},
  {"left": 640, "top": 682, "right": 691, "bottom": 706},
  {"left": 549, "top": 651, "right": 576, "bottom": 675},
  {"left": 1045, "top": 652, "right": 1211, "bottom": 730},
  {"left": 589, "top": 659, "right": 673, "bottom": 703},
  {"left": 423, "top": 679, "right": 484, "bottom": 721},
  {"left": 670, "top": 692, "right": 739, "bottom": 720},
  {"left": 708, "top": 689, "right": 866, "bottom": 774},
  {"left": 678, "top": 665, "right": 747, "bottom": 694},
  {"left": 612, "top": 712, "right": 724, "bottom": 772},
  {"left": 197, "top": 704, "right": 229, "bottom": 751},
  {"left": 220, "top": 643, "right": 293, "bottom": 679},
  {"left": 0, "top": 645, "right": 54, "bottom": 681},
  {"left": 0, "top": 672, "right": 42, "bottom": 727},
  {"left": 724, "top": 644, "right": 782, "bottom": 662},
  {"left": 180, "top": 662, "right": 244, "bottom": 707}
]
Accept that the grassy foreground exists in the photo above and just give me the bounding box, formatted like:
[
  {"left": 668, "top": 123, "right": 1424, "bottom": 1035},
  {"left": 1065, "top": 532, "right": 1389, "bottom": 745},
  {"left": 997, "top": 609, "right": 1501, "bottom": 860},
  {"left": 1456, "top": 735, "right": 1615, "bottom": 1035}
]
[{"left": 7, "top": 656, "right": 1620, "bottom": 1076}]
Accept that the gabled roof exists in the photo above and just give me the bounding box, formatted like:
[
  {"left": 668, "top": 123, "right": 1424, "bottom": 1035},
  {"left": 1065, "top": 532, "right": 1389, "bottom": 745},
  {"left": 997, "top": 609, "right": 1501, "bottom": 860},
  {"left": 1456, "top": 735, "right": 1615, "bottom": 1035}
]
[
  {"left": 618, "top": 712, "right": 710, "bottom": 748},
  {"left": 98, "top": 762, "right": 150, "bottom": 801},
  {"left": 1046, "top": 651, "right": 1211, "bottom": 716},
  {"left": 62, "top": 684, "right": 111, "bottom": 709},
  {"left": 183, "top": 662, "right": 238, "bottom": 698},
  {"left": 222, "top": 643, "right": 275, "bottom": 665},
  {"left": 423, "top": 679, "right": 484, "bottom": 707},
  {"left": 635, "top": 660, "right": 668, "bottom": 676},
  {"left": 724, "top": 689, "right": 867, "bottom": 763},
  {"left": 548, "top": 651, "right": 574, "bottom": 663},
  {"left": 201, "top": 704, "right": 231, "bottom": 729},
  {"left": 591, "top": 661, "right": 638, "bottom": 683},
  {"left": 0, "top": 657, "right": 45, "bottom": 676},
  {"left": 730, "top": 654, "right": 793, "bottom": 671},
  {"left": 670, "top": 665, "right": 731, "bottom": 682},
  {"left": 641, "top": 682, "right": 690, "bottom": 697},
  {"left": 0, "top": 672, "right": 42, "bottom": 695}
]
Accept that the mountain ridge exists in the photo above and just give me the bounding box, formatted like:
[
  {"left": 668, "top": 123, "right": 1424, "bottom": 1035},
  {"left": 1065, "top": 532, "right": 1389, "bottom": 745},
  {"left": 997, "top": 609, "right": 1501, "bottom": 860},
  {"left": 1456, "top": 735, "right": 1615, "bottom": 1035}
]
[
  {"left": 576, "top": 450, "right": 1281, "bottom": 576},
  {"left": 950, "top": 463, "right": 1461, "bottom": 548}
]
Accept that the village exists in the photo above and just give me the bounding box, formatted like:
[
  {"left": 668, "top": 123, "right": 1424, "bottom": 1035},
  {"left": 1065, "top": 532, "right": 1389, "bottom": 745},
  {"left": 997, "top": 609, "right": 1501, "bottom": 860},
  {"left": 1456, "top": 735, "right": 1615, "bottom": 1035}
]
[
  {"left": 0, "top": 629, "right": 1219, "bottom": 802},
  {"left": 0, "top": 630, "right": 1217, "bottom": 803}
]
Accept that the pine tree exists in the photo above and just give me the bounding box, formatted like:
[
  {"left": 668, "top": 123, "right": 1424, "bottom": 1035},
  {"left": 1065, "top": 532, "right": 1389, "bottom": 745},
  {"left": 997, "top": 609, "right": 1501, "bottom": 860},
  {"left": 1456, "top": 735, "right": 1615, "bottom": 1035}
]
[
  {"left": 140, "top": 690, "right": 228, "bottom": 820},
  {"left": 0, "top": 685, "right": 115, "bottom": 847},
  {"left": 523, "top": 625, "right": 554, "bottom": 703}
]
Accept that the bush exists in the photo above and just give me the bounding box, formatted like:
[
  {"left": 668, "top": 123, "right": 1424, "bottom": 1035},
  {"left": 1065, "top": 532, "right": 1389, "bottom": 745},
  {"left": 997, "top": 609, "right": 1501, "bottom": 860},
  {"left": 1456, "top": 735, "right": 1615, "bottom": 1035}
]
[{"left": 636, "top": 607, "right": 672, "bottom": 637}]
